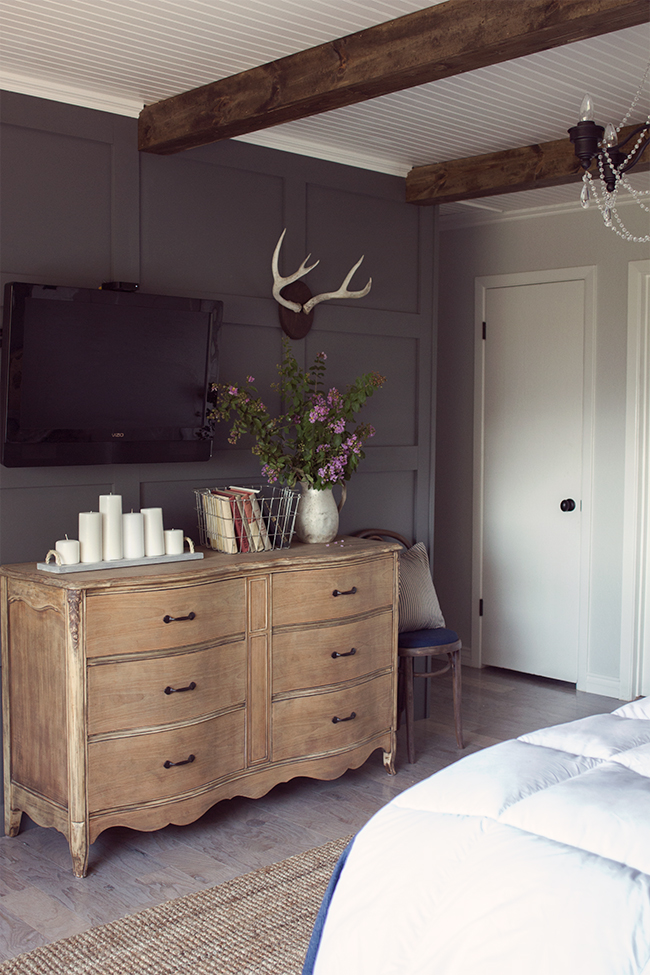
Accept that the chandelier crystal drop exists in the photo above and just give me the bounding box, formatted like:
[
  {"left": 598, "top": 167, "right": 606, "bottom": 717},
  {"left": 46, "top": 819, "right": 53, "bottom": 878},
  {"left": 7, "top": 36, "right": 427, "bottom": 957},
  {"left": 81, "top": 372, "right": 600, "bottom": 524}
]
[{"left": 568, "top": 64, "right": 650, "bottom": 244}]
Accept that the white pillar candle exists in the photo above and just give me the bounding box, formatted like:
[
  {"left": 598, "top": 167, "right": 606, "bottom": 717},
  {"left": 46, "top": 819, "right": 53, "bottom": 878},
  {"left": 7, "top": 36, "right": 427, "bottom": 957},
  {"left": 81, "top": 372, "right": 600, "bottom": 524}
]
[
  {"left": 55, "top": 536, "right": 80, "bottom": 565},
  {"left": 78, "top": 511, "right": 103, "bottom": 563},
  {"left": 141, "top": 507, "right": 165, "bottom": 557},
  {"left": 123, "top": 512, "right": 145, "bottom": 560},
  {"left": 99, "top": 494, "right": 123, "bottom": 561},
  {"left": 164, "top": 529, "right": 184, "bottom": 555}
]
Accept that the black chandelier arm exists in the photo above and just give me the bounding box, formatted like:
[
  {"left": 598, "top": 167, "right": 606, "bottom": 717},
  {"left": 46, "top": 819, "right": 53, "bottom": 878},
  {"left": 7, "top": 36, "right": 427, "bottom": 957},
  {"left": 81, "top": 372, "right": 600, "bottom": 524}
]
[
  {"left": 615, "top": 123, "right": 649, "bottom": 152},
  {"left": 620, "top": 134, "right": 650, "bottom": 174}
]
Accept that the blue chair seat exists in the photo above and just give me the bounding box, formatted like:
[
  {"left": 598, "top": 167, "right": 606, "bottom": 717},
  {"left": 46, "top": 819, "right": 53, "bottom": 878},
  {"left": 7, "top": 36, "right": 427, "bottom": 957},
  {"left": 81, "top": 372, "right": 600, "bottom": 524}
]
[{"left": 399, "top": 627, "right": 460, "bottom": 650}]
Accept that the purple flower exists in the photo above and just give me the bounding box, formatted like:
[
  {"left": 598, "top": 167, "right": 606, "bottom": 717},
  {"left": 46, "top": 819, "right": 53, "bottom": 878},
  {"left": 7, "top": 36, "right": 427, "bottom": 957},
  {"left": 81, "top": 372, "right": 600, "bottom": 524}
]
[
  {"left": 308, "top": 395, "right": 330, "bottom": 423},
  {"left": 261, "top": 464, "right": 279, "bottom": 483},
  {"left": 327, "top": 388, "right": 342, "bottom": 406}
]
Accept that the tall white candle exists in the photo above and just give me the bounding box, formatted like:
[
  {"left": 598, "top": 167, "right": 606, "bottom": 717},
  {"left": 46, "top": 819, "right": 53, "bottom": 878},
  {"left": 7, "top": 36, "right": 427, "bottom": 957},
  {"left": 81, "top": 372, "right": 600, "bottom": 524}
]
[
  {"left": 141, "top": 507, "right": 165, "bottom": 557},
  {"left": 55, "top": 536, "right": 80, "bottom": 565},
  {"left": 79, "top": 511, "right": 103, "bottom": 563},
  {"left": 99, "top": 494, "right": 123, "bottom": 561},
  {"left": 123, "top": 512, "right": 145, "bottom": 560},
  {"left": 164, "top": 529, "right": 184, "bottom": 555}
]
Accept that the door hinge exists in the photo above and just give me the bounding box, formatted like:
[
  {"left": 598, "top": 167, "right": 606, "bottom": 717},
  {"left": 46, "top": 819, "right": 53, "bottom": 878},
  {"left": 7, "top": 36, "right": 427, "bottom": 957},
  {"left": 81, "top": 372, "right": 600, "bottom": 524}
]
[
  {"left": 482, "top": 321, "right": 486, "bottom": 340},
  {"left": 479, "top": 598, "right": 484, "bottom": 617}
]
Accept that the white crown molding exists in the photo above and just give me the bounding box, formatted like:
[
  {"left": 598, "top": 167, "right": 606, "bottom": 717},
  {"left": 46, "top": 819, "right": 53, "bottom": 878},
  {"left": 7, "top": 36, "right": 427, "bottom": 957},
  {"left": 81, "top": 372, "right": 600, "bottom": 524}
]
[
  {"left": 439, "top": 200, "right": 583, "bottom": 230},
  {"left": 0, "top": 72, "right": 144, "bottom": 118},
  {"left": 234, "top": 130, "right": 410, "bottom": 178},
  {"left": 439, "top": 191, "right": 647, "bottom": 231}
]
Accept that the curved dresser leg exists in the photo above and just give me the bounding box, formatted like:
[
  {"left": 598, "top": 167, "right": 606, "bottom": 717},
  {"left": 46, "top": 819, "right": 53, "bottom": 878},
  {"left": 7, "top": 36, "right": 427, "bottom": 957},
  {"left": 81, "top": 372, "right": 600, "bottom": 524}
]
[
  {"left": 69, "top": 821, "right": 89, "bottom": 878},
  {"left": 5, "top": 806, "right": 22, "bottom": 837}
]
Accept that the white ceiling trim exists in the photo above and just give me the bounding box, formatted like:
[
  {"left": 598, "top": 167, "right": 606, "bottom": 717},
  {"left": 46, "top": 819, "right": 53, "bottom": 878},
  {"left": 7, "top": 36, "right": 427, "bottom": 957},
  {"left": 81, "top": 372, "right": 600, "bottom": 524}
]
[
  {"left": 234, "top": 130, "right": 410, "bottom": 177},
  {"left": 440, "top": 176, "right": 650, "bottom": 230},
  {"left": 0, "top": 69, "right": 145, "bottom": 118}
]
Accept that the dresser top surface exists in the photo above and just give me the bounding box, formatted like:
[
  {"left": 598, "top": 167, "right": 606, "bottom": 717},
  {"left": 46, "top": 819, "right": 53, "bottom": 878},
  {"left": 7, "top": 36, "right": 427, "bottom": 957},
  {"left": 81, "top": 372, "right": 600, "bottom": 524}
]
[{"left": 0, "top": 536, "right": 401, "bottom": 592}]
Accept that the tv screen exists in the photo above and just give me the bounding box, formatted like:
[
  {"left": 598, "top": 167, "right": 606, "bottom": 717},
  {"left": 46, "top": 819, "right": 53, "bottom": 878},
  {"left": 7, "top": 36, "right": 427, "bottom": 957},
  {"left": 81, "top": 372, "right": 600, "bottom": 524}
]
[{"left": 1, "top": 282, "right": 223, "bottom": 467}]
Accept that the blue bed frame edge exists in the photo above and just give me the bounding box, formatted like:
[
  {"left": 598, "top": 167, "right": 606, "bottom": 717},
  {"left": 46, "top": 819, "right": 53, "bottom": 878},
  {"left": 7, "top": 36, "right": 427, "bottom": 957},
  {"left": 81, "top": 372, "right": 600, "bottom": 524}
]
[{"left": 302, "top": 838, "right": 355, "bottom": 974}]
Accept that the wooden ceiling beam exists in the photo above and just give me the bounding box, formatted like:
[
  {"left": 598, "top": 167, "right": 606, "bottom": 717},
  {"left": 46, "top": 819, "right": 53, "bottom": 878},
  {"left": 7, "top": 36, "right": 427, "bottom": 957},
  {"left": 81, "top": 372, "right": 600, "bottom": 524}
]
[
  {"left": 405, "top": 125, "right": 650, "bottom": 205},
  {"left": 138, "top": 0, "right": 649, "bottom": 155}
]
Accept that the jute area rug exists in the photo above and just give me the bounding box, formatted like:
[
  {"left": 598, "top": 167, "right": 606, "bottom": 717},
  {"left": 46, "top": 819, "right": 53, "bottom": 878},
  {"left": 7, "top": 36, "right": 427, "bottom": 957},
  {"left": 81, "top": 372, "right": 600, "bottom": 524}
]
[{"left": 0, "top": 835, "right": 351, "bottom": 975}]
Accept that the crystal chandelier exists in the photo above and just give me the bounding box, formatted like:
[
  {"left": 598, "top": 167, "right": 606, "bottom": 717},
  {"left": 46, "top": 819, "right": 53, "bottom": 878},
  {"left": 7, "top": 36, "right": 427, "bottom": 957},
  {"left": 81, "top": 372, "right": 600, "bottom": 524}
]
[{"left": 568, "top": 64, "right": 650, "bottom": 243}]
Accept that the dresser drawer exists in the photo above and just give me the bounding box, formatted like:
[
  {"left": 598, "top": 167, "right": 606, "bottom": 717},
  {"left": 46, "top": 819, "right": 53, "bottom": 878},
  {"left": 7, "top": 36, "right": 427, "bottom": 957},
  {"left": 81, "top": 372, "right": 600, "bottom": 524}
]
[
  {"left": 272, "top": 613, "right": 393, "bottom": 694},
  {"left": 87, "top": 640, "right": 247, "bottom": 735},
  {"left": 85, "top": 577, "right": 246, "bottom": 657},
  {"left": 272, "top": 556, "right": 394, "bottom": 627},
  {"left": 272, "top": 673, "right": 393, "bottom": 762},
  {"left": 87, "top": 709, "right": 246, "bottom": 811}
]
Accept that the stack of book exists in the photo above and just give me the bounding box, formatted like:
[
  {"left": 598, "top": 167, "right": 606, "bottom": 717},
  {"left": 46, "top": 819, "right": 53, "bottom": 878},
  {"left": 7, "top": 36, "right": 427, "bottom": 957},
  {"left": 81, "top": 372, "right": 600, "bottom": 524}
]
[{"left": 195, "top": 485, "right": 299, "bottom": 553}]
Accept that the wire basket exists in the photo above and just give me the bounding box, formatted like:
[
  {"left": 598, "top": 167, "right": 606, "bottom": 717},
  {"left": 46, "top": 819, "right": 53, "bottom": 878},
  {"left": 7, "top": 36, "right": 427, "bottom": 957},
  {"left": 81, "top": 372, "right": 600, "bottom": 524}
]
[{"left": 195, "top": 484, "right": 301, "bottom": 553}]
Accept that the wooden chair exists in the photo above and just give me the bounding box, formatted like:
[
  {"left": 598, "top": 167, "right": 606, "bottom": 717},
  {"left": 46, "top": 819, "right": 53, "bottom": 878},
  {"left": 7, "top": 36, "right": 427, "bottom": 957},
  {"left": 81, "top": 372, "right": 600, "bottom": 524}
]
[{"left": 354, "top": 530, "right": 463, "bottom": 762}]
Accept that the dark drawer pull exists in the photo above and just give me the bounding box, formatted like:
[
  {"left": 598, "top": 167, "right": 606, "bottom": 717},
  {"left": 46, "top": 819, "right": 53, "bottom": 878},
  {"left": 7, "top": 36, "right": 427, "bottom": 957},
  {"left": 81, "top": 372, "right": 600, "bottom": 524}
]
[
  {"left": 331, "top": 648, "right": 357, "bottom": 659},
  {"left": 332, "top": 712, "right": 356, "bottom": 724},
  {"left": 163, "top": 754, "right": 195, "bottom": 769},
  {"left": 164, "top": 681, "right": 197, "bottom": 695},
  {"left": 332, "top": 587, "right": 357, "bottom": 597},
  {"left": 163, "top": 612, "right": 196, "bottom": 624}
]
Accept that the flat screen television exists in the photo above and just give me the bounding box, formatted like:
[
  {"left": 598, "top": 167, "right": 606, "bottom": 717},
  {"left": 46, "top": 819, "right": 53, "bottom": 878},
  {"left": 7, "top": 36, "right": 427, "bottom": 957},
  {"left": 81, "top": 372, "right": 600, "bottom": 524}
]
[{"left": 1, "top": 282, "right": 223, "bottom": 467}]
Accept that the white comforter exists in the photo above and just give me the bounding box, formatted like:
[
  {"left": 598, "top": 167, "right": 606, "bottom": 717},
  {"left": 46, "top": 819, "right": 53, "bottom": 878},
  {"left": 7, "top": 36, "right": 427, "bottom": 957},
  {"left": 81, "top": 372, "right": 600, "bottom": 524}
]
[{"left": 312, "top": 697, "right": 650, "bottom": 975}]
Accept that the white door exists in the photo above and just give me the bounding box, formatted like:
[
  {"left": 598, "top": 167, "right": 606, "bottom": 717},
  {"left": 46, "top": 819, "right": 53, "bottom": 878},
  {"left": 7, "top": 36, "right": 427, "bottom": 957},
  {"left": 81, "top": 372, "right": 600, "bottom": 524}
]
[
  {"left": 480, "top": 278, "right": 587, "bottom": 682},
  {"left": 621, "top": 260, "right": 650, "bottom": 700}
]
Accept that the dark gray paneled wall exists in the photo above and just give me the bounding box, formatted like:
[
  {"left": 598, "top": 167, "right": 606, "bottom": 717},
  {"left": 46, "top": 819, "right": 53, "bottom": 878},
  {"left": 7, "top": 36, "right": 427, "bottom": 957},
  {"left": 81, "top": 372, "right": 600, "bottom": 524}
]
[
  {"left": 0, "top": 91, "right": 437, "bottom": 566},
  {"left": 0, "top": 91, "right": 439, "bottom": 809}
]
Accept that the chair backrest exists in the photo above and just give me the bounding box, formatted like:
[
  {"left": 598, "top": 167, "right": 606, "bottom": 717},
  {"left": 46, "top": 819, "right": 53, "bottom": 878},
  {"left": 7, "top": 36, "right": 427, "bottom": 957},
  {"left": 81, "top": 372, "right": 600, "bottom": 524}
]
[{"left": 353, "top": 529, "right": 410, "bottom": 548}]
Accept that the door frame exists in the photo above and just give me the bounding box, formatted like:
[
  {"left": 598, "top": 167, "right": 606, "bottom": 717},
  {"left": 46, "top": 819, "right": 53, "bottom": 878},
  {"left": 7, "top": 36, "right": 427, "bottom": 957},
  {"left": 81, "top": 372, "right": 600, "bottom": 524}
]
[
  {"left": 471, "top": 267, "right": 596, "bottom": 691},
  {"left": 620, "top": 260, "right": 650, "bottom": 700}
]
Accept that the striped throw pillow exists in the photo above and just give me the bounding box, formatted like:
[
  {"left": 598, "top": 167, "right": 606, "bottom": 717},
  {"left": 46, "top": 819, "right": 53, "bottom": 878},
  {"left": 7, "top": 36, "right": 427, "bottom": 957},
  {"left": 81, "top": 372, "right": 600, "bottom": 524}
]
[{"left": 398, "top": 542, "right": 446, "bottom": 632}]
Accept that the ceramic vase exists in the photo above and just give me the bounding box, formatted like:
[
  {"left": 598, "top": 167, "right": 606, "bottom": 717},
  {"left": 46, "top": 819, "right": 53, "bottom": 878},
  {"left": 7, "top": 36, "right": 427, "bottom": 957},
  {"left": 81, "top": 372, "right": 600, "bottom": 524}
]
[{"left": 294, "top": 481, "right": 347, "bottom": 544}]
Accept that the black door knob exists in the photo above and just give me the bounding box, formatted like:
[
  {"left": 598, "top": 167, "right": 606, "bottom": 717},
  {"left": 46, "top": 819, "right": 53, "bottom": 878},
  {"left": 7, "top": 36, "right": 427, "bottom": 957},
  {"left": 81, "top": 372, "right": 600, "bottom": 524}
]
[{"left": 560, "top": 498, "right": 576, "bottom": 512}]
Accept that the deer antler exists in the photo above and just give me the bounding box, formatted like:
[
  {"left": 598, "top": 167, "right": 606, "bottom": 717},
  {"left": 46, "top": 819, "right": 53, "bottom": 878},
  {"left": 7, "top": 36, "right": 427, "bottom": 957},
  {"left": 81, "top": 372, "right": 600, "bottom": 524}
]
[
  {"left": 303, "top": 256, "right": 372, "bottom": 314},
  {"left": 272, "top": 229, "right": 320, "bottom": 312},
  {"left": 271, "top": 230, "right": 372, "bottom": 316}
]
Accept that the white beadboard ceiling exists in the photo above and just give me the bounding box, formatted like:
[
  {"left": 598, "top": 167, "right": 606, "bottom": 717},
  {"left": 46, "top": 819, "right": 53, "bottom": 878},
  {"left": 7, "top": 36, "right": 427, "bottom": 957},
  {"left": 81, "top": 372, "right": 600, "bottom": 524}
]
[{"left": 0, "top": 0, "right": 648, "bottom": 222}]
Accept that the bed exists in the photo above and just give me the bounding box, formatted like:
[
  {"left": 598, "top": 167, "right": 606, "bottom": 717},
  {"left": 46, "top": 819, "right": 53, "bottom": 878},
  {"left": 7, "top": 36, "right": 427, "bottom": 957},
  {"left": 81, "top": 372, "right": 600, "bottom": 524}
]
[{"left": 303, "top": 697, "right": 650, "bottom": 975}]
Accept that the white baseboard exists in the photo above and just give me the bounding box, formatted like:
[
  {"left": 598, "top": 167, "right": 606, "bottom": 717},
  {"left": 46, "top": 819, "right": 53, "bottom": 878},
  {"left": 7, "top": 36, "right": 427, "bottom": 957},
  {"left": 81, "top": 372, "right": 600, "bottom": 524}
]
[
  {"left": 581, "top": 673, "right": 624, "bottom": 700},
  {"left": 461, "top": 646, "right": 477, "bottom": 667},
  {"left": 461, "top": 653, "right": 625, "bottom": 700}
]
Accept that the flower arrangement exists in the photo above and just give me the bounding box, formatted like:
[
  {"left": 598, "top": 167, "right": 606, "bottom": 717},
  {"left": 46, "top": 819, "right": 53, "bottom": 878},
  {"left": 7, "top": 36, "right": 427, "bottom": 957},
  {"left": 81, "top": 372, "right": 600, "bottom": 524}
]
[{"left": 208, "top": 339, "right": 385, "bottom": 490}]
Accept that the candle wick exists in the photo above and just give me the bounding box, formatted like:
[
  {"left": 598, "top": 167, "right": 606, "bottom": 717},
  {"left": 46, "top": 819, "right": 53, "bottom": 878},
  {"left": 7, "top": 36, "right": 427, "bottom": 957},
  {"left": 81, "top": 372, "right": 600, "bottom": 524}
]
[{"left": 65, "top": 534, "right": 69, "bottom": 540}]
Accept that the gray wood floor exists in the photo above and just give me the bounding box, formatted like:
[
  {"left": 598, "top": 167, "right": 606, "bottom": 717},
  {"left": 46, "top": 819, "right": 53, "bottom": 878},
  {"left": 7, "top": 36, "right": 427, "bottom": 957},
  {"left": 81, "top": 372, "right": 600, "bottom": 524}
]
[{"left": 0, "top": 667, "right": 623, "bottom": 962}]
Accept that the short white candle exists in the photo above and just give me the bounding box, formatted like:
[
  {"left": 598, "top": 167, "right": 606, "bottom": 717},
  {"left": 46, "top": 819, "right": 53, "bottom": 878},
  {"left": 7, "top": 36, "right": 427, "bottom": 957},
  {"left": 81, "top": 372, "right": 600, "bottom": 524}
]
[
  {"left": 99, "top": 494, "right": 123, "bottom": 561},
  {"left": 164, "top": 529, "right": 184, "bottom": 555},
  {"left": 79, "top": 511, "right": 103, "bottom": 562},
  {"left": 79, "top": 511, "right": 103, "bottom": 563},
  {"left": 55, "top": 536, "right": 80, "bottom": 565},
  {"left": 123, "top": 512, "right": 145, "bottom": 560},
  {"left": 141, "top": 507, "right": 165, "bottom": 557}
]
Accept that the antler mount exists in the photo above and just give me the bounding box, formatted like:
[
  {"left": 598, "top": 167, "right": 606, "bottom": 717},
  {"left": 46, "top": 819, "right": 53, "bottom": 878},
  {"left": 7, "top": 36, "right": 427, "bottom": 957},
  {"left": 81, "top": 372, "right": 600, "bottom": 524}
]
[{"left": 272, "top": 229, "right": 372, "bottom": 339}]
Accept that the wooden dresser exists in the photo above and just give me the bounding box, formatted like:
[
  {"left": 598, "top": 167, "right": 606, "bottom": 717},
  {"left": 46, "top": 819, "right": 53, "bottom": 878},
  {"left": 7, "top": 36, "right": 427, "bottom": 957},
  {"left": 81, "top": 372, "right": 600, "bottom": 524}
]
[{"left": 1, "top": 537, "right": 399, "bottom": 876}]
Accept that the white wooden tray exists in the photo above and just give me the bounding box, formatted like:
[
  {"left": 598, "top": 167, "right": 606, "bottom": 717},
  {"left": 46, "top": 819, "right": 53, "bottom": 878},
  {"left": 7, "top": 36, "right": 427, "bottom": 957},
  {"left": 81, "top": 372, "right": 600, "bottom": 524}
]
[{"left": 37, "top": 552, "right": 203, "bottom": 573}]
